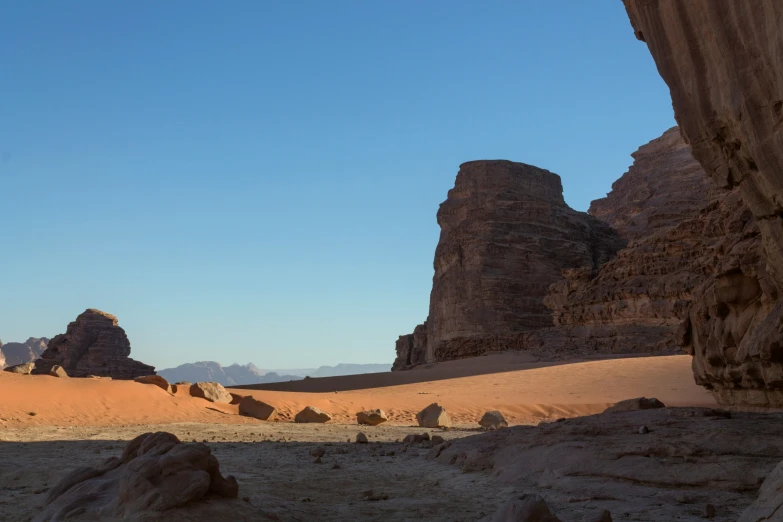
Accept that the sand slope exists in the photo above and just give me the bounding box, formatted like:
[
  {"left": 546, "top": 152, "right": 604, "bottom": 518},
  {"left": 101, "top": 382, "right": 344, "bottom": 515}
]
[{"left": 0, "top": 355, "right": 713, "bottom": 428}]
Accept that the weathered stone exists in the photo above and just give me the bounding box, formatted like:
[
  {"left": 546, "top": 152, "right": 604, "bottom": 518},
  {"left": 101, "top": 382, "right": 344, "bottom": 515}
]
[
  {"left": 403, "top": 433, "right": 430, "bottom": 445},
  {"left": 490, "top": 494, "right": 562, "bottom": 522},
  {"left": 739, "top": 459, "right": 783, "bottom": 522},
  {"left": 49, "top": 365, "right": 68, "bottom": 378},
  {"left": 479, "top": 410, "right": 508, "bottom": 430},
  {"left": 134, "top": 375, "right": 171, "bottom": 393},
  {"left": 3, "top": 362, "right": 35, "bottom": 374},
  {"left": 604, "top": 397, "right": 665, "bottom": 414},
  {"left": 294, "top": 406, "right": 331, "bottom": 424},
  {"left": 33, "top": 309, "right": 154, "bottom": 380},
  {"left": 416, "top": 403, "right": 451, "bottom": 428},
  {"left": 356, "top": 409, "right": 388, "bottom": 426},
  {"left": 238, "top": 396, "right": 278, "bottom": 421},
  {"left": 35, "top": 431, "right": 237, "bottom": 520},
  {"left": 623, "top": 0, "right": 783, "bottom": 408},
  {"left": 355, "top": 432, "right": 368, "bottom": 444},
  {"left": 394, "top": 161, "right": 625, "bottom": 368},
  {"left": 189, "top": 382, "right": 232, "bottom": 404}
]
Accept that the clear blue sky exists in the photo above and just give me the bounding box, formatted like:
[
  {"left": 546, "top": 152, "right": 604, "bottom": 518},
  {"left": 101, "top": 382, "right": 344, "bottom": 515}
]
[{"left": 0, "top": 1, "right": 675, "bottom": 369}]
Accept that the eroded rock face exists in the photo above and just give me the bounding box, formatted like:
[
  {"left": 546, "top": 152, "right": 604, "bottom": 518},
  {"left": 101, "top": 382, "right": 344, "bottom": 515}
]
[
  {"left": 394, "top": 161, "right": 625, "bottom": 368},
  {"left": 190, "top": 382, "right": 232, "bottom": 404},
  {"left": 36, "top": 432, "right": 238, "bottom": 521},
  {"left": 33, "top": 309, "right": 154, "bottom": 380},
  {"left": 624, "top": 0, "right": 783, "bottom": 408}
]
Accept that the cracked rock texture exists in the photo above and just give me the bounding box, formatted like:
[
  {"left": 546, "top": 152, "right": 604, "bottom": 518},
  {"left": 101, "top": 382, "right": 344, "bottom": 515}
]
[
  {"left": 434, "top": 408, "right": 783, "bottom": 521},
  {"left": 33, "top": 309, "right": 155, "bottom": 380},
  {"left": 624, "top": 0, "right": 783, "bottom": 408},
  {"left": 393, "top": 161, "right": 624, "bottom": 370}
]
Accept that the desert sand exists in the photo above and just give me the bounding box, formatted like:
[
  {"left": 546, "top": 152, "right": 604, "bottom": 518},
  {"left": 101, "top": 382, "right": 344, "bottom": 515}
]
[
  {"left": 0, "top": 354, "right": 713, "bottom": 429},
  {"left": 0, "top": 354, "right": 728, "bottom": 521}
]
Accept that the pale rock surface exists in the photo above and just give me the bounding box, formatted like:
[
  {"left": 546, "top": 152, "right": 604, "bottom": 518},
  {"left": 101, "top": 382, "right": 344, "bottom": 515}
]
[
  {"left": 416, "top": 403, "right": 452, "bottom": 428},
  {"left": 739, "top": 459, "right": 783, "bottom": 522},
  {"left": 238, "top": 396, "right": 278, "bottom": 421},
  {"left": 623, "top": 0, "right": 783, "bottom": 408},
  {"left": 356, "top": 409, "right": 388, "bottom": 426},
  {"left": 3, "top": 362, "right": 35, "bottom": 374},
  {"left": 33, "top": 309, "right": 154, "bottom": 380},
  {"left": 189, "top": 382, "right": 232, "bottom": 404},
  {"left": 294, "top": 406, "right": 331, "bottom": 423},
  {"left": 479, "top": 410, "right": 508, "bottom": 430},
  {"left": 35, "top": 431, "right": 238, "bottom": 521}
]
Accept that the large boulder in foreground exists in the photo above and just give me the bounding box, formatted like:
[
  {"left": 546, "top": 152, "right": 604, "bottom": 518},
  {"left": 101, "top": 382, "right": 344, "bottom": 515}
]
[
  {"left": 294, "top": 406, "right": 331, "bottom": 423},
  {"left": 189, "top": 382, "right": 232, "bottom": 404},
  {"left": 35, "top": 432, "right": 237, "bottom": 521},
  {"left": 416, "top": 403, "right": 451, "bottom": 428},
  {"left": 33, "top": 309, "right": 154, "bottom": 380},
  {"left": 623, "top": 1, "right": 783, "bottom": 408}
]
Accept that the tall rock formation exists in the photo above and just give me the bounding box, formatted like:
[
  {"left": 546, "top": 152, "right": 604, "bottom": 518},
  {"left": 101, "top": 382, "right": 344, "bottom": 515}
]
[
  {"left": 624, "top": 0, "right": 783, "bottom": 407},
  {"left": 539, "top": 128, "right": 760, "bottom": 357},
  {"left": 393, "top": 160, "right": 625, "bottom": 370},
  {"left": 33, "top": 309, "right": 154, "bottom": 379}
]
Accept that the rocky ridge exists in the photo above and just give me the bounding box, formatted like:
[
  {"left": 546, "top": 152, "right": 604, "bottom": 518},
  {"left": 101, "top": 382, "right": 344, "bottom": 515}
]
[
  {"left": 624, "top": 0, "right": 783, "bottom": 407},
  {"left": 33, "top": 309, "right": 154, "bottom": 380},
  {"left": 394, "top": 160, "right": 625, "bottom": 370},
  {"left": 0, "top": 337, "right": 48, "bottom": 368}
]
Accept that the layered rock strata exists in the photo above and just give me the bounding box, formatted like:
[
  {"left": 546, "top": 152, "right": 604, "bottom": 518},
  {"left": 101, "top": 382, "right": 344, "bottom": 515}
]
[
  {"left": 33, "top": 309, "right": 154, "bottom": 379},
  {"left": 624, "top": 0, "right": 783, "bottom": 407},
  {"left": 393, "top": 161, "right": 625, "bottom": 369}
]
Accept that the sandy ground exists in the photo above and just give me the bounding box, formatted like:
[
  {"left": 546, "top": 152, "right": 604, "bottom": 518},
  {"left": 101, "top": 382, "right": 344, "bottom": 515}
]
[
  {"left": 0, "top": 354, "right": 714, "bottom": 428},
  {"left": 0, "top": 354, "right": 720, "bottom": 520}
]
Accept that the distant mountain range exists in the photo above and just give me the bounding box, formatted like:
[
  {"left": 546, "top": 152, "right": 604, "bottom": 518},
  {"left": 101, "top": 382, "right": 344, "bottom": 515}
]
[
  {"left": 0, "top": 338, "right": 49, "bottom": 368},
  {"left": 157, "top": 361, "right": 390, "bottom": 386}
]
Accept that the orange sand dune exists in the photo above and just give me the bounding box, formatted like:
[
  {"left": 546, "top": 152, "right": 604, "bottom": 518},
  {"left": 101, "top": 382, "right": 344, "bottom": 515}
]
[{"left": 0, "top": 355, "right": 714, "bottom": 428}]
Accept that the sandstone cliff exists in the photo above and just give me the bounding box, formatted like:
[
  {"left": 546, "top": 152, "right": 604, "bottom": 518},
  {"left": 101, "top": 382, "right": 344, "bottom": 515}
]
[
  {"left": 393, "top": 160, "right": 625, "bottom": 370},
  {"left": 624, "top": 0, "right": 783, "bottom": 407},
  {"left": 33, "top": 309, "right": 154, "bottom": 379}
]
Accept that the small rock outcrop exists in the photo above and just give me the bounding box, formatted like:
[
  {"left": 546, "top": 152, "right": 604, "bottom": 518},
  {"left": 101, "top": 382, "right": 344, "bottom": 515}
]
[
  {"left": 479, "top": 410, "right": 508, "bottom": 430},
  {"left": 623, "top": 0, "right": 783, "bottom": 408},
  {"left": 238, "top": 396, "right": 278, "bottom": 420},
  {"left": 416, "top": 403, "right": 451, "bottom": 428},
  {"left": 294, "top": 406, "right": 331, "bottom": 423},
  {"left": 189, "top": 382, "right": 232, "bottom": 404},
  {"left": 394, "top": 160, "right": 625, "bottom": 369},
  {"left": 134, "top": 375, "right": 171, "bottom": 392},
  {"left": 33, "top": 309, "right": 154, "bottom": 380},
  {"left": 35, "top": 432, "right": 238, "bottom": 521},
  {"left": 356, "top": 409, "right": 388, "bottom": 426},
  {"left": 3, "top": 362, "right": 35, "bottom": 374},
  {"left": 49, "top": 365, "right": 68, "bottom": 378},
  {"left": 603, "top": 397, "right": 665, "bottom": 414},
  {"left": 355, "top": 432, "right": 368, "bottom": 444}
]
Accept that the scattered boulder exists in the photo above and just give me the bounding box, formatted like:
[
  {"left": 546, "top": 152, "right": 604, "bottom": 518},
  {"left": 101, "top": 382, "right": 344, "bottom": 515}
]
[
  {"left": 403, "top": 433, "right": 430, "bottom": 445},
  {"left": 479, "top": 410, "right": 508, "bottom": 430},
  {"left": 133, "top": 375, "right": 171, "bottom": 392},
  {"left": 238, "top": 396, "right": 278, "bottom": 421},
  {"left": 3, "top": 362, "right": 35, "bottom": 374},
  {"left": 416, "top": 403, "right": 452, "bottom": 428},
  {"left": 309, "top": 447, "right": 326, "bottom": 458},
  {"left": 356, "top": 432, "right": 368, "bottom": 444},
  {"left": 490, "top": 494, "right": 562, "bottom": 522},
  {"left": 431, "top": 435, "right": 445, "bottom": 444},
  {"left": 189, "top": 382, "right": 233, "bottom": 404},
  {"left": 49, "top": 365, "right": 68, "bottom": 378},
  {"left": 35, "top": 431, "right": 238, "bottom": 520},
  {"left": 356, "top": 409, "right": 388, "bottom": 426},
  {"left": 295, "top": 406, "right": 331, "bottom": 424},
  {"left": 638, "top": 425, "right": 650, "bottom": 434},
  {"left": 603, "top": 397, "right": 665, "bottom": 414}
]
